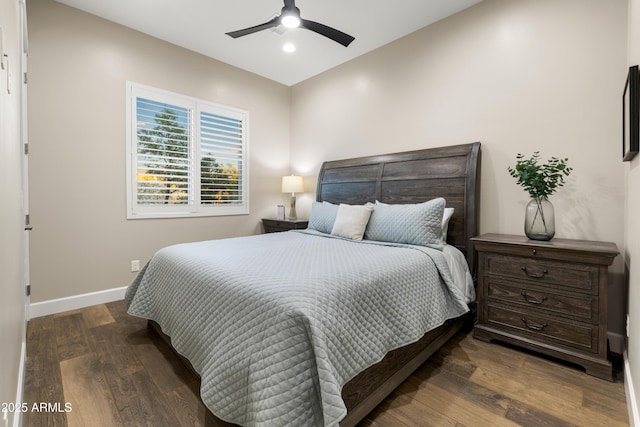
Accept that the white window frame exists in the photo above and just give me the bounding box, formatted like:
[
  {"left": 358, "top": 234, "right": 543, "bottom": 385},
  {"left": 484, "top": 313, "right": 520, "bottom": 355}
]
[{"left": 126, "top": 82, "right": 249, "bottom": 219}]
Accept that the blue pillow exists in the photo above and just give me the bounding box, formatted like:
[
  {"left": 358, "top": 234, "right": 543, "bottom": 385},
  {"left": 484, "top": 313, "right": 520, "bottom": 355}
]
[
  {"left": 364, "top": 198, "right": 445, "bottom": 249},
  {"left": 307, "top": 202, "right": 339, "bottom": 234}
]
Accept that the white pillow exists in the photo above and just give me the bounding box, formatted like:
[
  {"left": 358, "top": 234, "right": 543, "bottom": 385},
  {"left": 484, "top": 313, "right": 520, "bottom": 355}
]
[
  {"left": 442, "top": 207, "right": 454, "bottom": 240},
  {"left": 331, "top": 204, "right": 373, "bottom": 240}
]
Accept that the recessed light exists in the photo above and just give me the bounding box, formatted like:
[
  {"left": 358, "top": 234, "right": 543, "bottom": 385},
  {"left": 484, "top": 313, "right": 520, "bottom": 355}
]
[
  {"left": 283, "top": 43, "right": 296, "bottom": 53},
  {"left": 281, "top": 15, "right": 301, "bottom": 29}
]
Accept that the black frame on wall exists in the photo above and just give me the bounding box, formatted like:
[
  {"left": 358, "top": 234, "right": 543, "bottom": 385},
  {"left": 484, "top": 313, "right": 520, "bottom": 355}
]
[{"left": 623, "top": 65, "right": 639, "bottom": 162}]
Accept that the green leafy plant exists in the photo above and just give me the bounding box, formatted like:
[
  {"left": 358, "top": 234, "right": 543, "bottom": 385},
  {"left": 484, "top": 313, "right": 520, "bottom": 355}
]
[{"left": 507, "top": 152, "right": 573, "bottom": 199}]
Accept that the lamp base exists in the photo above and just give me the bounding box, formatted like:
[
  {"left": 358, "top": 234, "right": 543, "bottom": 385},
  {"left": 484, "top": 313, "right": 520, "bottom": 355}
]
[{"left": 289, "top": 195, "right": 297, "bottom": 220}]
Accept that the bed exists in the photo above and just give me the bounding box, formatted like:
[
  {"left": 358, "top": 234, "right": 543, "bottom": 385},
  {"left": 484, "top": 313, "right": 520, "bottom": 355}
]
[{"left": 125, "top": 141, "right": 481, "bottom": 426}]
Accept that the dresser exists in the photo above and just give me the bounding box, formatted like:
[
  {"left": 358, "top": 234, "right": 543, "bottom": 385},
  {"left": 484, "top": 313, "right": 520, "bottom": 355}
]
[
  {"left": 262, "top": 218, "right": 308, "bottom": 233},
  {"left": 471, "top": 233, "right": 618, "bottom": 380}
]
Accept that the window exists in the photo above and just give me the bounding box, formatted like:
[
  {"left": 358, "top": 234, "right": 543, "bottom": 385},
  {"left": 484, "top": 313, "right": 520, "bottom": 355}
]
[{"left": 126, "top": 82, "right": 249, "bottom": 218}]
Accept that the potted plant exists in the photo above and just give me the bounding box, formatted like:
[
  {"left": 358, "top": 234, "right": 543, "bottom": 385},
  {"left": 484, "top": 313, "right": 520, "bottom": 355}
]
[{"left": 507, "top": 152, "right": 573, "bottom": 240}]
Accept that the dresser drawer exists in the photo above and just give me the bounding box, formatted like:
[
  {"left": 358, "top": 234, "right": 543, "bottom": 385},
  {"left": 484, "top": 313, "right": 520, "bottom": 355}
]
[
  {"left": 486, "top": 254, "right": 598, "bottom": 293},
  {"left": 267, "top": 221, "right": 293, "bottom": 232},
  {"left": 486, "top": 278, "right": 598, "bottom": 322},
  {"left": 262, "top": 219, "right": 308, "bottom": 233},
  {"left": 486, "top": 304, "right": 598, "bottom": 353}
]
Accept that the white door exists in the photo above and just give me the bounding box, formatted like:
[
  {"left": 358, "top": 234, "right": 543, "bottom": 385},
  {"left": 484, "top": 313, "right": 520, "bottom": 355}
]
[{"left": 20, "top": 0, "right": 29, "bottom": 324}]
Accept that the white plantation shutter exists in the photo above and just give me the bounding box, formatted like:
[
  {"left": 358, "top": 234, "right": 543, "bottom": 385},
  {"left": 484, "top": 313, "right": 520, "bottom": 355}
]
[
  {"left": 127, "top": 82, "right": 249, "bottom": 218},
  {"left": 135, "top": 98, "right": 192, "bottom": 206},
  {"left": 199, "top": 107, "right": 245, "bottom": 206}
]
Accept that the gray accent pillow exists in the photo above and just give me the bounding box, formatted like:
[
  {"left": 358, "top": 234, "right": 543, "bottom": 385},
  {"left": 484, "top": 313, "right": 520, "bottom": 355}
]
[
  {"left": 365, "top": 198, "right": 446, "bottom": 249},
  {"left": 307, "top": 201, "right": 339, "bottom": 234}
]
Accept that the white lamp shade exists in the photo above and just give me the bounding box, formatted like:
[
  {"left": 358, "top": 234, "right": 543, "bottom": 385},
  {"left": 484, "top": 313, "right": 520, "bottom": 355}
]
[{"left": 281, "top": 175, "right": 304, "bottom": 194}]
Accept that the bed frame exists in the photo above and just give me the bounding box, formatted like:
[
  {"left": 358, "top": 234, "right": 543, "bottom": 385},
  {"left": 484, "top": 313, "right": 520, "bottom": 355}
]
[{"left": 149, "top": 141, "right": 481, "bottom": 426}]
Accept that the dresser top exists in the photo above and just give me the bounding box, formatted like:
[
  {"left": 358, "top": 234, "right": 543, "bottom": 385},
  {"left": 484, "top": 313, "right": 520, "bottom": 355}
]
[{"left": 471, "top": 233, "right": 619, "bottom": 257}]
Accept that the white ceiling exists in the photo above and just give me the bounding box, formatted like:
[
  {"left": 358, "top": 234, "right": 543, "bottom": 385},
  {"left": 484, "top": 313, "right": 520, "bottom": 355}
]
[{"left": 54, "top": 0, "right": 482, "bottom": 86}]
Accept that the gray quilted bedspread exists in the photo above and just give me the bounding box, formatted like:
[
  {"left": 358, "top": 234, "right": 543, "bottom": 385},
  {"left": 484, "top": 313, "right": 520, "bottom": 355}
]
[{"left": 125, "top": 230, "right": 469, "bottom": 427}]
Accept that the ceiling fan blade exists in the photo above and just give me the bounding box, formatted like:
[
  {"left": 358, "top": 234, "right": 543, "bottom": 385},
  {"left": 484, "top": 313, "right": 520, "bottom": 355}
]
[
  {"left": 226, "top": 16, "right": 280, "bottom": 39},
  {"left": 300, "top": 19, "right": 355, "bottom": 47}
]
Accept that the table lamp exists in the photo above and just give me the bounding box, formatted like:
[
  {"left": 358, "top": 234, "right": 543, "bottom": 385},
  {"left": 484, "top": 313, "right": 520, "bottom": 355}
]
[{"left": 281, "top": 175, "right": 304, "bottom": 220}]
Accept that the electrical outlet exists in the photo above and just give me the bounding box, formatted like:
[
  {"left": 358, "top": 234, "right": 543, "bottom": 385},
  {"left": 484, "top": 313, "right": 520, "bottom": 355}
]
[{"left": 131, "top": 260, "right": 140, "bottom": 272}]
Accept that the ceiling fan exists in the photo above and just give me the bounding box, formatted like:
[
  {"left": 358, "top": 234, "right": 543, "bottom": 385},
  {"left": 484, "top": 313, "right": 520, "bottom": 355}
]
[{"left": 225, "top": 0, "right": 355, "bottom": 47}]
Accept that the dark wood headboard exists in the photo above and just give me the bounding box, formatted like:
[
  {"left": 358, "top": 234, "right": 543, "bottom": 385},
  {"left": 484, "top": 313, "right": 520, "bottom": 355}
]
[{"left": 316, "top": 142, "right": 481, "bottom": 276}]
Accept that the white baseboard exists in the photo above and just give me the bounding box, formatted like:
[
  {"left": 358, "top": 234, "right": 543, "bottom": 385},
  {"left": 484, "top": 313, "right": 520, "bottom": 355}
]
[
  {"left": 626, "top": 350, "right": 639, "bottom": 427},
  {"left": 29, "top": 286, "right": 128, "bottom": 319}
]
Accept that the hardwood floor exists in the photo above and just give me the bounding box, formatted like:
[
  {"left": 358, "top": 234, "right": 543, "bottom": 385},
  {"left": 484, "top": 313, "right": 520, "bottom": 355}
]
[{"left": 23, "top": 300, "right": 629, "bottom": 427}]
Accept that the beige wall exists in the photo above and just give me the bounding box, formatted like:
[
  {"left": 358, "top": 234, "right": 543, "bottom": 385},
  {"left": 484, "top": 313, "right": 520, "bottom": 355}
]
[
  {"left": 0, "top": 0, "right": 25, "bottom": 424},
  {"left": 27, "top": 0, "right": 291, "bottom": 302},
  {"left": 291, "top": 0, "right": 628, "bottom": 335},
  {"left": 626, "top": 0, "right": 640, "bottom": 419}
]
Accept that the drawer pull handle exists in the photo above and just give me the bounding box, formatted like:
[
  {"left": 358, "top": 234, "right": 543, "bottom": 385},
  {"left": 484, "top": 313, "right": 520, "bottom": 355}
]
[
  {"left": 521, "top": 291, "right": 547, "bottom": 305},
  {"left": 521, "top": 266, "right": 548, "bottom": 278},
  {"left": 521, "top": 317, "right": 548, "bottom": 331}
]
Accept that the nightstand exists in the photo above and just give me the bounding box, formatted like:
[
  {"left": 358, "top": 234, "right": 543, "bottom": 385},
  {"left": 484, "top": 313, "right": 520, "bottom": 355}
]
[
  {"left": 471, "top": 233, "right": 618, "bottom": 380},
  {"left": 262, "top": 218, "right": 308, "bottom": 233}
]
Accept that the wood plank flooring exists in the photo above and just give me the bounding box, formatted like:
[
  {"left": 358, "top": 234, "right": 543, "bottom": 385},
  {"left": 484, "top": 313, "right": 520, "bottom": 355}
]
[{"left": 23, "top": 300, "right": 629, "bottom": 427}]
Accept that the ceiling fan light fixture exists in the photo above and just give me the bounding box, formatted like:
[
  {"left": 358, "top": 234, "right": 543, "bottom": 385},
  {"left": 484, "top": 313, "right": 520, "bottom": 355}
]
[
  {"left": 225, "top": 0, "right": 355, "bottom": 47},
  {"left": 281, "top": 14, "right": 300, "bottom": 29},
  {"left": 282, "top": 42, "right": 296, "bottom": 53}
]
